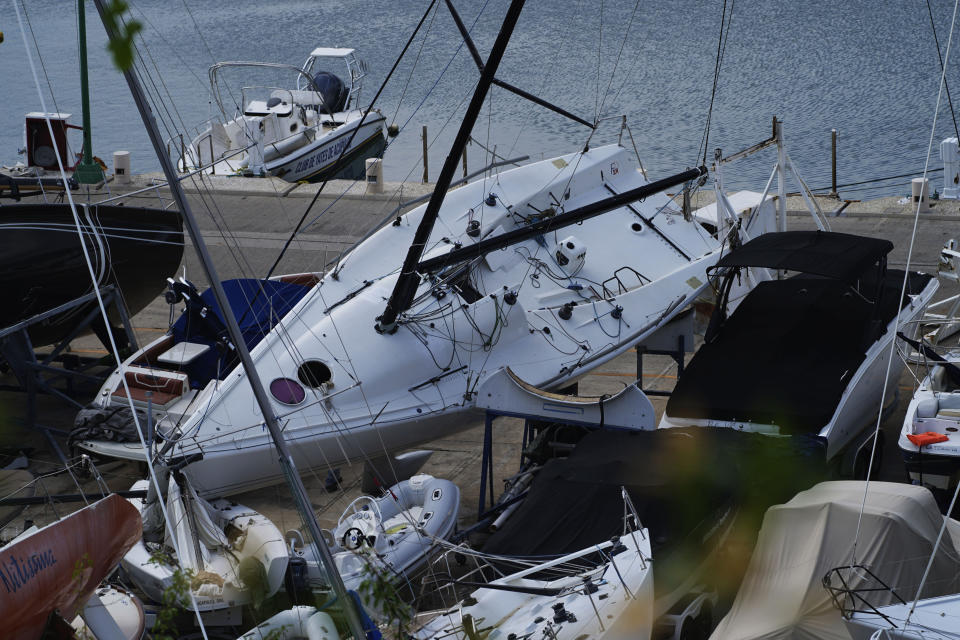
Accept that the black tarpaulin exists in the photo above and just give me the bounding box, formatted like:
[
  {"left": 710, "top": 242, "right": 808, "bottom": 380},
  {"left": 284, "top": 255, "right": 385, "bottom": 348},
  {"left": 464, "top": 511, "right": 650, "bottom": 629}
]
[
  {"left": 667, "top": 270, "right": 933, "bottom": 434},
  {"left": 482, "top": 428, "right": 829, "bottom": 595},
  {"left": 714, "top": 231, "right": 893, "bottom": 281}
]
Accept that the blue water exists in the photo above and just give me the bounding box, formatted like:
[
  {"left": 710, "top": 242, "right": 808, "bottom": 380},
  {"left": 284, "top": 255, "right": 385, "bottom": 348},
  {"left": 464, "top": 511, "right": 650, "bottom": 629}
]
[{"left": 2, "top": 0, "right": 959, "bottom": 198}]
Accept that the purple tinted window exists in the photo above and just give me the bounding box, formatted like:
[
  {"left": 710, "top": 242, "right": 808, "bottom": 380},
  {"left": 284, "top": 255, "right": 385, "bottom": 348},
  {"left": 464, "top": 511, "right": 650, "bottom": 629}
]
[{"left": 270, "top": 378, "right": 305, "bottom": 405}]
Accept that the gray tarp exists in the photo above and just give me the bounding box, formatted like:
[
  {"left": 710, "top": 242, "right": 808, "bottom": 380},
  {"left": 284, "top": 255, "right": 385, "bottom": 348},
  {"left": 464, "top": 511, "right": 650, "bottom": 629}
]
[{"left": 710, "top": 481, "right": 960, "bottom": 640}]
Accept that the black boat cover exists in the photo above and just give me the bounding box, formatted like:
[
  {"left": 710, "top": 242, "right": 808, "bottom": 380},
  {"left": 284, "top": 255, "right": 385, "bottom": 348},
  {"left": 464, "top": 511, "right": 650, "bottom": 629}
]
[
  {"left": 483, "top": 428, "right": 829, "bottom": 593},
  {"left": 667, "top": 269, "right": 934, "bottom": 433},
  {"left": 714, "top": 231, "right": 893, "bottom": 282}
]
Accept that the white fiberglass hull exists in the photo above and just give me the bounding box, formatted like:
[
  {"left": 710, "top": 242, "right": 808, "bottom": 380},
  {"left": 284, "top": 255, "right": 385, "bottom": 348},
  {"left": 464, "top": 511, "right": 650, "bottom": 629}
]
[
  {"left": 845, "top": 594, "right": 960, "bottom": 640},
  {"left": 898, "top": 353, "right": 960, "bottom": 491},
  {"left": 414, "top": 532, "right": 654, "bottom": 640},
  {"left": 79, "top": 144, "right": 739, "bottom": 496},
  {"left": 192, "top": 110, "right": 385, "bottom": 183},
  {"left": 268, "top": 115, "right": 385, "bottom": 183}
]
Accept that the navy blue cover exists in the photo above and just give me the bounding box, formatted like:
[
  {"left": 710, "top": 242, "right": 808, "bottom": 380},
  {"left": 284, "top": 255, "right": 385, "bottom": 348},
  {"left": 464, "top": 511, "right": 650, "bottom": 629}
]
[{"left": 172, "top": 279, "right": 309, "bottom": 385}]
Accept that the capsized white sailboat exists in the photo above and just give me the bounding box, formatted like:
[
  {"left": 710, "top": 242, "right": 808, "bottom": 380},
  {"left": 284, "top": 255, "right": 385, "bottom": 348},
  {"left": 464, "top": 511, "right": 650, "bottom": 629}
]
[
  {"left": 75, "top": 0, "right": 776, "bottom": 497},
  {"left": 76, "top": 140, "right": 767, "bottom": 496}
]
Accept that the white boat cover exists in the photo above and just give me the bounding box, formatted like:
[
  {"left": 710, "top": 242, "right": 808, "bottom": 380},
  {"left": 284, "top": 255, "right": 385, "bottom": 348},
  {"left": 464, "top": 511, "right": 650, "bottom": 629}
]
[{"left": 710, "top": 481, "right": 960, "bottom": 640}]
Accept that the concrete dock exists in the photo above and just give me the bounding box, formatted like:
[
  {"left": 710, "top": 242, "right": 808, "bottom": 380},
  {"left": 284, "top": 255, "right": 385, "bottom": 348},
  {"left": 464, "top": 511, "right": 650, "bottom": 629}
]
[{"left": 2, "top": 172, "right": 959, "bottom": 546}]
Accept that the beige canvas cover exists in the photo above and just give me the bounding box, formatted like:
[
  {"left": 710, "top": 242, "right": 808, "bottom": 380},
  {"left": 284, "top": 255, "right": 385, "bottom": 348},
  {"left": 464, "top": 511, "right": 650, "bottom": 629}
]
[{"left": 710, "top": 481, "right": 960, "bottom": 640}]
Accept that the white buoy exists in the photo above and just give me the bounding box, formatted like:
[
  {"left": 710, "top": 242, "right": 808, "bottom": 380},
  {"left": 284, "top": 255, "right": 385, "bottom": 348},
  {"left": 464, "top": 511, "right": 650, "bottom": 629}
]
[
  {"left": 113, "top": 150, "right": 131, "bottom": 185},
  {"left": 912, "top": 177, "right": 931, "bottom": 211},
  {"left": 942, "top": 137, "right": 960, "bottom": 199},
  {"left": 365, "top": 157, "right": 383, "bottom": 194}
]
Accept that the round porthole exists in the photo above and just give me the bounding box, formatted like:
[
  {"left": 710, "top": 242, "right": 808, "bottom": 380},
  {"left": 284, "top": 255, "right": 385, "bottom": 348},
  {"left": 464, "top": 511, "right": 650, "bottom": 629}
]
[
  {"left": 270, "top": 378, "right": 305, "bottom": 405},
  {"left": 297, "top": 360, "right": 332, "bottom": 388}
]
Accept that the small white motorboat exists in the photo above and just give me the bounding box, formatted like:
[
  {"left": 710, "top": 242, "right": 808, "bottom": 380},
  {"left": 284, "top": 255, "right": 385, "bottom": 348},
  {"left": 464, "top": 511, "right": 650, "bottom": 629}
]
[
  {"left": 414, "top": 495, "right": 653, "bottom": 640},
  {"left": 121, "top": 473, "right": 289, "bottom": 613},
  {"left": 895, "top": 345, "right": 960, "bottom": 492},
  {"left": 291, "top": 474, "right": 459, "bottom": 596},
  {"left": 178, "top": 47, "right": 386, "bottom": 182},
  {"left": 661, "top": 231, "right": 939, "bottom": 471}
]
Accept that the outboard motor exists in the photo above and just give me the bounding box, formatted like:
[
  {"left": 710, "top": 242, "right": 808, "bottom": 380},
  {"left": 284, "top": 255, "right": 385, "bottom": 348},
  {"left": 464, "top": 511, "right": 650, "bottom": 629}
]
[
  {"left": 283, "top": 555, "right": 310, "bottom": 604},
  {"left": 311, "top": 71, "right": 349, "bottom": 113}
]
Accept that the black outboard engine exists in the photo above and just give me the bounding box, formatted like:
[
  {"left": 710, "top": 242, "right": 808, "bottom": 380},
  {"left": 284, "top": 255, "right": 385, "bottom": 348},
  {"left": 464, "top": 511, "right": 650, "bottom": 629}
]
[{"left": 311, "top": 71, "right": 349, "bottom": 113}]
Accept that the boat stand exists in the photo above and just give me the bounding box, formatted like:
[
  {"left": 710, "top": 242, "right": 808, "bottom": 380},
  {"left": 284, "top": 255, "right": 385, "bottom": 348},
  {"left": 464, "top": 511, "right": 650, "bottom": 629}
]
[
  {"left": 636, "top": 307, "right": 694, "bottom": 397},
  {"left": 472, "top": 366, "right": 657, "bottom": 518},
  {"left": 0, "top": 284, "right": 138, "bottom": 432}
]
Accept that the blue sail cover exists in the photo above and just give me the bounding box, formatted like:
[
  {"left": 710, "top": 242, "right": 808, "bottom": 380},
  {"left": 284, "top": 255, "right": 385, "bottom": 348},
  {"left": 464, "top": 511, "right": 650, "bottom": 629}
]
[{"left": 171, "top": 279, "right": 310, "bottom": 384}]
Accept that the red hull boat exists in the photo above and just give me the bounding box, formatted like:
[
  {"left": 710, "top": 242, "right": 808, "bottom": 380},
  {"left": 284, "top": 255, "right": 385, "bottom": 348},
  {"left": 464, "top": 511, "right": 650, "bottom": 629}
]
[{"left": 0, "top": 493, "right": 142, "bottom": 639}]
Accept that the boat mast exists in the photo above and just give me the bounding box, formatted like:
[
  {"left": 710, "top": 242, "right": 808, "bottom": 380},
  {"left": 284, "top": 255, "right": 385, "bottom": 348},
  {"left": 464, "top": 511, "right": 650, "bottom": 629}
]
[
  {"left": 89, "top": 3, "right": 368, "bottom": 638},
  {"left": 376, "top": 0, "right": 527, "bottom": 333},
  {"left": 74, "top": 0, "right": 105, "bottom": 185}
]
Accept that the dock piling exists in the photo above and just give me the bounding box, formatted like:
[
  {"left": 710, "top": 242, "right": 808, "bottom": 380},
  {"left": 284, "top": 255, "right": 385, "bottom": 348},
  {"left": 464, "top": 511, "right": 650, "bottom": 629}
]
[
  {"left": 422, "top": 125, "right": 429, "bottom": 183},
  {"left": 831, "top": 128, "right": 838, "bottom": 197}
]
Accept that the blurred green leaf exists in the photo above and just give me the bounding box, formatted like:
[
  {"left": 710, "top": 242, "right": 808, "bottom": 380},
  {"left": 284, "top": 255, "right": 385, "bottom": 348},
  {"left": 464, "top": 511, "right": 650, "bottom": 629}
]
[{"left": 101, "top": 0, "right": 142, "bottom": 71}]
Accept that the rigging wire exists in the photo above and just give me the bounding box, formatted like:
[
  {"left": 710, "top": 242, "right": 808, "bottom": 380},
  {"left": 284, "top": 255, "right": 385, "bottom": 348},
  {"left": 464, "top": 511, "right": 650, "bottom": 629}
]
[
  {"left": 126, "top": 0, "right": 215, "bottom": 101},
  {"left": 595, "top": 0, "right": 603, "bottom": 124},
  {"left": 391, "top": 0, "right": 442, "bottom": 127},
  {"left": 19, "top": 2, "right": 76, "bottom": 165},
  {"left": 850, "top": 0, "right": 960, "bottom": 569},
  {"left": 927, "top": 0, "right": 960, "bottom": 142},
  {"left": 595, "top": 0, "right": 643, "bottom": 122},
  {"left": 264, "top": 0, "right": 441, "bottom": 280},
  {"left": 699, "top": 0, "right": 734, "bottom": 166},
  {"left": 12, "top": 3, "right": 211, "bottom": 636}
]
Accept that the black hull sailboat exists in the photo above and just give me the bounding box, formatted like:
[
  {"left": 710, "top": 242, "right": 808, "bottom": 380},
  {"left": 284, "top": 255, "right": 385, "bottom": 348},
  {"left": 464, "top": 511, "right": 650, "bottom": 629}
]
[{"left": 0, "top": 202, "right": 183, "bottom": 347}]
